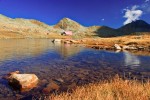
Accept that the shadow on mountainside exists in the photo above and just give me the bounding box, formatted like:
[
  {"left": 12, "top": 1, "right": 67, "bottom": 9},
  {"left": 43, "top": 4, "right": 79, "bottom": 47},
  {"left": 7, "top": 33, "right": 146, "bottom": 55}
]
[
  {"left": 94, "top": 26, "right": 150, "bottom": 38},
  {"left": 94, "top": 20, "right": 150, "bottom": 38},
  {"left": 93, "top": 26, "right": 121, "bottom": 37}
]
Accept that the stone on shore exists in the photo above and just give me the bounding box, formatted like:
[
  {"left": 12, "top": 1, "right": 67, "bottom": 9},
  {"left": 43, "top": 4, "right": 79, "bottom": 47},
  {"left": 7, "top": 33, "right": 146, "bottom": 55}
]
[
  {"left": 114, "top": 44, "right": 122, "bottom": 50},
  {"left": 52, "top": 39, "right": 62, "bottom": 43},
  {"left": 123, "top": 46, "right": 137, "bottom": 50},
  {"left": 70, "top": 40, "right": 78, "bottom": 43},
  {"left": 6, "top": 71, "right": 39, "bottom": 92},
  {"left": 64, "top": 40, "right": 71, "bottom": 44}
]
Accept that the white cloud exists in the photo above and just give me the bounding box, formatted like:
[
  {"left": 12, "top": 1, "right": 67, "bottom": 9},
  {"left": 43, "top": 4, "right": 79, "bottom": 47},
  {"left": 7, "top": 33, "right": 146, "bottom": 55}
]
[
  {"left": 132, "top": 5, "right": 139, "bottom": 10},
  {"left": 123, "top": 6, "right": 143, "bottom": 25},
  {"left": 101, "top": 18, "right": 105, "bottom": 21},
  {"left": 123, "top": 0, "right": 150, "bottom": 25},
  {"left": 145, "top": 0, "right": 149, "bottom": 2}
]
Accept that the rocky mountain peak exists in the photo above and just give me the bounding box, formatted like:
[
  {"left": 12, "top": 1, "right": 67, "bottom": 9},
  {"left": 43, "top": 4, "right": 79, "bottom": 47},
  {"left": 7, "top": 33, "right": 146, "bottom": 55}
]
[
  {"left": 54, "top": 17, "right": 84, "bottom": 31},
  {"left": 61, "top": 17, "right": 72, "bottom": 22}
]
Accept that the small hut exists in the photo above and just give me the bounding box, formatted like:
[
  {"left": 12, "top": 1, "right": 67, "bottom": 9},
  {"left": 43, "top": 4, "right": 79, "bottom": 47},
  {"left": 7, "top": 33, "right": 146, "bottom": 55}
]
[{"left": 61, "top": 31, "right": 73, "bottom": 36}]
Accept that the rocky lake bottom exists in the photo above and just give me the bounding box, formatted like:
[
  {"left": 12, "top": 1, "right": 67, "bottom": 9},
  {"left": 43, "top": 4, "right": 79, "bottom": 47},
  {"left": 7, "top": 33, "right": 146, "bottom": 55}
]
[{"left": 0, "top": 39, "right": 150, "bottom": 99}]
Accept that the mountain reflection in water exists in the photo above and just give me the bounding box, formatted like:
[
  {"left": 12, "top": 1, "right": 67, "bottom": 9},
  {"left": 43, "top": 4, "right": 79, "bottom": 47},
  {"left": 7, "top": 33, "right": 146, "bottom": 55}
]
[
  {"left": 52, "top": 42, "right": 84, "bottom": 58},
  {"left": 0, "top": 39, "right": 84, "bottom": 62},
  {"left": 124, "top": 51, "right": 141, "bottom": 67}
]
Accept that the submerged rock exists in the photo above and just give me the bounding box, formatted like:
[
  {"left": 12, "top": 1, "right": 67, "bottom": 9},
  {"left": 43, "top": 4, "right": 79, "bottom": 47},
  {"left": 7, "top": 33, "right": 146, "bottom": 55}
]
[
  {"left": 42, "top": 80, "right": 60, "bottom": 94},
  {"left": 53, "top": 78, "right": 64, "bottom": 83},
  {"left": 6, "top": 71, "right": 38, "bottom": 92}
]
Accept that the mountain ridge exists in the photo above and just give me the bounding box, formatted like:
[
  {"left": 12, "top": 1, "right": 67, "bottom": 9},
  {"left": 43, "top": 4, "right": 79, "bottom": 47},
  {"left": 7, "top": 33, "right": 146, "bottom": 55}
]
[
  {"left": 0, "top": 14, "right": 150, "bottom": 38},
  {"left": 118, "top": 20, "right": 150, "bottom": 35},
  {"left": 54, "top": 17, "right": 150, "bottom": 37}
]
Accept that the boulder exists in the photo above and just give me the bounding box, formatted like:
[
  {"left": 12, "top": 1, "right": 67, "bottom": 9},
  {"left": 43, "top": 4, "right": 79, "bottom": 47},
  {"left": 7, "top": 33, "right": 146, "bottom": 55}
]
[
  {"left": 8, "top": 71, "right": 20, "bottom": 75},
  {"left": 114, "top": 44, "right": 122, "bottom": 50},
  {"left": 3, "top": 71, "right": 20, "bottom": 80},
  {"left": 137, "top": 46, "right": 145, "bottom": 50},
  {"left": 7, "top": 71, "right": 38, "bottom": 92},
  {"left": 123, "top": 46, "right": 130, "bottom": 50},
  {"left": 123, "top": 46, "right": 137, "bottom": 50}
]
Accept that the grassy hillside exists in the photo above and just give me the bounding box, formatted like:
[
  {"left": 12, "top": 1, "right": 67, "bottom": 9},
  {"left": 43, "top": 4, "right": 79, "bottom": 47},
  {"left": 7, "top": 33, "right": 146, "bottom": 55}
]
[
  {"left": 0, "top": 14, "right": 61, "bottom": 39},
  {"left": 0, "top": 14, "right": 150, "bottom": 39}
]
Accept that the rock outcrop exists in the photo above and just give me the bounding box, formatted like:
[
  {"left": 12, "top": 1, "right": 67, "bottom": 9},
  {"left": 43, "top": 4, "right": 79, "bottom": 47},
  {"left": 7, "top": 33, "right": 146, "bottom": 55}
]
[{"left": 54, "top": 18, "right": 85, "bottom": 30}]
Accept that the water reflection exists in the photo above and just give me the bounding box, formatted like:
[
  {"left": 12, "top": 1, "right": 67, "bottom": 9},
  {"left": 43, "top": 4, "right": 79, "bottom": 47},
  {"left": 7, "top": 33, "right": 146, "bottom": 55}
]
[
  {"left": 123, "top": 51, "right": 141, "bottom": 68},
  {"left": 0, "top": 40, "right": 150, "bottom": 99},
  {"left": 54, "top": 43, "right": 84, "bottom": 58},
  {"left": 0, "top": 39, "right": 84, "bottom": 61},
  {"left": 0, "top": 39, "right": 52, "bottom": 61}
]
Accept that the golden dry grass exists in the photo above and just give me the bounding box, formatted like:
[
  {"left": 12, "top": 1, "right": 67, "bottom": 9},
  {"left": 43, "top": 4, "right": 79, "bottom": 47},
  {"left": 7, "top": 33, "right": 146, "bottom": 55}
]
[
  {"left": 78, "top": 34, "right": 150, "bottom": 48},
  {"left": 50, "top": 76, "right": 150, "bottom": 100},
  {"left": 92, "top": 34, "right": 149, "bottom": 44}
]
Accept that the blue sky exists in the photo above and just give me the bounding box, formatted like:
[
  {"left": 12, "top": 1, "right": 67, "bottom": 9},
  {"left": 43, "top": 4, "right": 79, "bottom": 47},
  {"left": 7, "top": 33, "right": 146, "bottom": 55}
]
[{"left": 0, "top": 0, "right": 149, "bottom": 28}]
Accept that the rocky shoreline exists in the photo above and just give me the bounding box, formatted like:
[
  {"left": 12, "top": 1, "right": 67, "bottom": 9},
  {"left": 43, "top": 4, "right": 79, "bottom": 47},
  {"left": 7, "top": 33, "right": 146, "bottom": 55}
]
[
  {"left": 55, "top": 37, "right": 150, "bottom": 52},
  {"left": 64, "top": 35, "right": 150, "bottom": 51},
  {"left": 3, "top": 66, "right": 150, "bottom": 100},
  {"left": 87, "top": 44, "right": 150, "bottom": 51}
]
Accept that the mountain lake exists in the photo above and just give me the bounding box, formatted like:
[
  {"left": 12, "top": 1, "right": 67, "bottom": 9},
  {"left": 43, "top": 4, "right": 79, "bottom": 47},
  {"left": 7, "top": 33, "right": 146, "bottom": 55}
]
[{"left": 0, "top": 39, "right": 150, "bottom": 99}]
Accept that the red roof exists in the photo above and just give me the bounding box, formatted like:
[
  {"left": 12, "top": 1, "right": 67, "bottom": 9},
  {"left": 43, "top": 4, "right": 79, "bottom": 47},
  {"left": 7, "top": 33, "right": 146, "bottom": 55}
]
[{"left": 64, "top": 31, "right": 73, "bottom": 35}]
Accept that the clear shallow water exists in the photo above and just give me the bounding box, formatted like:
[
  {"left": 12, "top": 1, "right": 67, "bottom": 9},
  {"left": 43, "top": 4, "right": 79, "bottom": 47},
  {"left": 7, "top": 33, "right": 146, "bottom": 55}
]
[{"left": 0, "top": 39, "right": 150, "bottom": 99}]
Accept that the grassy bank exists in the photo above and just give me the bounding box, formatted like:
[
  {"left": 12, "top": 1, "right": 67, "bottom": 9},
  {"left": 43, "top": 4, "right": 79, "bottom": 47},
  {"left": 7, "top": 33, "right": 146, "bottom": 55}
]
[
  {"left": 50, "top": 76, "right": 150, "bottom": 100},
  {"left": 81, "top": 34, "right": 150, "bottom": 46}
]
